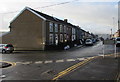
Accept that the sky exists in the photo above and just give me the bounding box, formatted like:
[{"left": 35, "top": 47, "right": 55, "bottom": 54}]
[{"left": 0, "top": 0, "right": 119, "bottom": 34}]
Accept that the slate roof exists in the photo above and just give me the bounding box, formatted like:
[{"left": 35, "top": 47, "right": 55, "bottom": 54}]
[{"left": 29, "top": 8, "right": 77, "bottom": 28}]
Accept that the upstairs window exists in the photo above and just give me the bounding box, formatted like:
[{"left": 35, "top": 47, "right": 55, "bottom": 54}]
[
  {"left": 49, "top": 22, "right": 53, "bottom": 32},
  {"left": 66, "top": 27, "right": 69, "bottom": 34},
  {"left": 72, "top": 28, "right": 76, "bottom": 35},
  {"left": 55, "top": 24, "right": 58, "bottom": 32},
  {"left": 64, "top": 25, "right": 67, "bottom": 33},
  {"left": 60, "top": 25, "right": 63, "bottom": 33}
]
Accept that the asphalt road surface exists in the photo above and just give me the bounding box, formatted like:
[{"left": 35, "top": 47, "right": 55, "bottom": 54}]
[{"left": 1, "top": 41, "right": 120, "bottom": 80}]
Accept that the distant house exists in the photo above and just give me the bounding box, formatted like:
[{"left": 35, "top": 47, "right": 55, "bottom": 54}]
[{"left": 2, "top": 7, "right": 87, "bottom": 50}]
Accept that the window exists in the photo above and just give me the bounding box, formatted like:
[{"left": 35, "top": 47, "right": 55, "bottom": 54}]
[
  {"left": 55, "top": 24, "right": 58, "bottom": 32},
  {"left": 64, "top": 34, "right": 67, "bottom": 42},
  {"left": 72, "top": 28, "right": 76, "bottom": 41},
  {"left": 60, "top": 25, "right": 63, "bottom": 33},
  {"left": 55, "top": 34, "right": 58, "bottom": 45},
  {"left": 66, "top": 27, "right": 69, "bottom": 34},
  {"left": 49, "top": 34, "right": 54, "bottom": 45},
  {"left": 64, "top": 25, "right": 66, "bottom": 33},
  {"left": 72, "top": 28, "right": 75, "bottom": 35},
  {"left": 67, "top": 35, "right": 69, "bottom": 40},
  {"left": 72, "top": 35, "right": 76, "bottom": 41},
  {"left": 49, "top": 22, "right": 53, "bottom": 32},
  {"left": 60, "top": 34, "right": 63, "bottom": 42}
]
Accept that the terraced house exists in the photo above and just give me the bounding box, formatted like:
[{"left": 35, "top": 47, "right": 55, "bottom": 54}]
[{"left": 2, "top": 7, "right": 87, "bottom": 50}]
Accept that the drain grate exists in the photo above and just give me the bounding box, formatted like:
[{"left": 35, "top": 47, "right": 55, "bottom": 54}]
[
  {"left": 0, "top": 62, "right": 12, "bottom": 68},
  {"left": 47, "top": 70, "right": 56, "bottom": 75}
]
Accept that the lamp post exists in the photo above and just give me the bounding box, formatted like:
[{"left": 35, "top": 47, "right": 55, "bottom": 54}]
[{"left": 110, "top": 28, "right": 112, "bottom": 38}]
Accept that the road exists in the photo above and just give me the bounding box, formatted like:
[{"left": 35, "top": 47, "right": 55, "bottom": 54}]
[{"left": 1, "top": 41, "right": 120, "bottom": 80}]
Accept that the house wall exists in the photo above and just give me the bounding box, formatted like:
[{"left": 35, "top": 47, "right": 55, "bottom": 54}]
[
  {"left": 2, "top": 9, "right": 46, "bottom": 50},
  {"left": 45, "top": 21, "right": 73, "bottom": 45}
]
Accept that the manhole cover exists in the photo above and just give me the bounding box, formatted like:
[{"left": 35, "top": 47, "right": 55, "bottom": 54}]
[{"left": 0, "top": 62, "right": 12, "bottom": 68}]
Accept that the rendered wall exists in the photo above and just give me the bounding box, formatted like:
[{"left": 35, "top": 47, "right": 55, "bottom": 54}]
[{"left": 2, "top": 9, "right": 46, "bottom": 50}]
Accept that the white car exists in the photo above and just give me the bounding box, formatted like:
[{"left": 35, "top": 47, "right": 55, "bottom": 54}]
[
  {"left": 0, "top": 44, "right": 14, "bottom": 53},
  {"left": 115, "top": 37, "right": 120, "bottom": 47},
  {"left": 85, "top": 39, "right": 93, "bottom": 45}
]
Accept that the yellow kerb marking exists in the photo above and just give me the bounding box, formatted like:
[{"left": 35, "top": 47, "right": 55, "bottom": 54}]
[
  {"left": 0, "top": 60, "right": 16, "bottom": 69},
  {"left": 52, "top": 57, "right": 95, "bottom": 80}
]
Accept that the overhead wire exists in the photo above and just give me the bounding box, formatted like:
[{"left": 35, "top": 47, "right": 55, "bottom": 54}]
[{"left": 0, "top": 0, "right": 79, "bottom": 14}]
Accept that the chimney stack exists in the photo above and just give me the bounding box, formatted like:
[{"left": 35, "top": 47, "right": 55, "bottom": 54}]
[{"left": 64, "top": 19, "right": 68, "bottom": 23}]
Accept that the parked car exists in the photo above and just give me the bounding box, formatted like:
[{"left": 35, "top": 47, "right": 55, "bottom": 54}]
[
  {"left": 85, "top": 39, "right": 93, "bottom": 46},
  {"left": 115, "top": 37, "right": 120, "bottom": 47},
  {"left": 0, "top": 44, "right": 14, "bottom": 53},
  {"left": 92, "top": 38, "right": 96, "bottom": 43}
]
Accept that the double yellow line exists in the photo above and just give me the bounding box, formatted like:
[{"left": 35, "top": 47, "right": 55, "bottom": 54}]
[
  {"left": 52, "top": 52, "right": 120, "bottom": 80},
  {"left": 52, "top": 57, "right": 96, "bottom": 80}
]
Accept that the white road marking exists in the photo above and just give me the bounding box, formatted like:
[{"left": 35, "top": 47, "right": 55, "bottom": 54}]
[
  {"left": 15, "top": 57, "right": 86, "bottom": 65},
  {"left": 56, "top": 59, "right": 64, "bottom": 63},
  {"left": 98, "top": 54, "right": 104, "bottom": 56},
  {"left": 22, "top": 62, "right": 31, "bottom": 65},
  {"left": 35, "top": 61, "right": 43, "bottom": 64},
  {"left": 44, "top": 60, "right": 53, "bottom": 64},
  {"left": 77, "top": 58, "right": 85, "bottom": 61},
  {"left": 16, "top": 62, "right": 22, "bottom": 64},
  {"left": 0, "top": 75, "right": 6, "bottom": 78},
  {"left": 66, "top": 59, "right": 76, "bottom": 62}
]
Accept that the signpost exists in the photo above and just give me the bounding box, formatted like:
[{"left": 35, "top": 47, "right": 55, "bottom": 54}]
[{"left": 102, "top": 39, "right": 117, "bottom": 58}]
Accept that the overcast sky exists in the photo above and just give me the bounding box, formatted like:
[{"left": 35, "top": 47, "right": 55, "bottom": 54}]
[{"left": 0, "top": 0, "right": 119, "bottom": 34}]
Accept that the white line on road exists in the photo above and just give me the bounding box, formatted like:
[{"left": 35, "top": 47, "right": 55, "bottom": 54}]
[
  {"left": 98, "top": 54, "right": 104, "bottom": 57},
  {"left": 35, "top": 61, "right": 43, "bottom": 64},
  {"left": 15, "top": 57, "right": 86, "bottom": 65},
  {"left": 22, "top": 62, "right": 31, "bottom": 65},
  {"left": 77, "top": 58, "right": 85, "bottom": 61},
  {"left": 66, "top": 59, "right": 76, "bottom": 62},
  {"left": 15, "top": 62, "right": 22, "bottom": 64},
  {"left": 56, "top": 59, "right": 64, "bottom": 63},
  {"left": 44, "top": 60, "right": 53, "bottom": 64}
]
